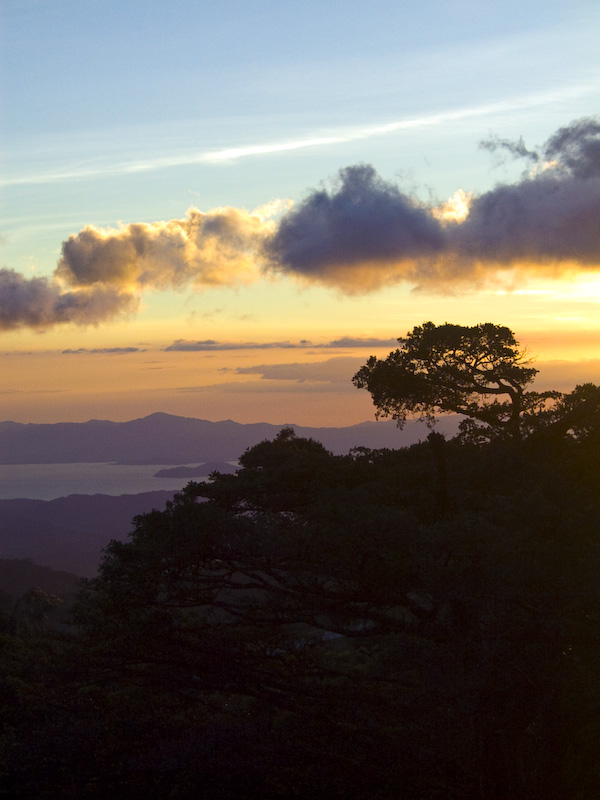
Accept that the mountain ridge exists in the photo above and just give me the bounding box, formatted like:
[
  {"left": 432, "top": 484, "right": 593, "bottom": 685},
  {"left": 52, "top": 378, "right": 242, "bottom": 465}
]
[
  {"left": 0, "top": 412, "right": 460, "bottom": 464},
  {"left": 0, "top": 491, "right": 176, "bottom": 576}
]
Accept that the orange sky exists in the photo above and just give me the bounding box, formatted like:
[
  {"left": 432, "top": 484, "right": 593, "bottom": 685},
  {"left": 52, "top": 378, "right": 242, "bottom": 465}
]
[
  {"left": 3, "top": 274, "right": 600, "bottom": 426},
  {"left": 2, "top": 2, "right": 598, "bottom": 426}
]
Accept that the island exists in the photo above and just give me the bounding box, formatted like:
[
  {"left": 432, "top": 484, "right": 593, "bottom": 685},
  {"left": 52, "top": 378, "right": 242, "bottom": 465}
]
[{"left": 153, "top": 462, "right": 238, "bottom": 479}]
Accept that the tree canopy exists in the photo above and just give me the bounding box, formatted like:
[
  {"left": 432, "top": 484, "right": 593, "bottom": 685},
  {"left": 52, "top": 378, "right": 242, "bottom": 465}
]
[{"left": 353, "top": 321, "right": 572, "bottom": 441}]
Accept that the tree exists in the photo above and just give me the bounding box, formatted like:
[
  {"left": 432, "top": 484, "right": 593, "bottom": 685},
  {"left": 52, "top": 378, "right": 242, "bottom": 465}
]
[
  {"left": 67, "top": 433, "right": 445, "bottom": 797},
  {"left": 352, "top": 321, "right": 558, "bottom": 441},
  {"left": 544, "top": 381, "right": 600, "bottom": 440}
]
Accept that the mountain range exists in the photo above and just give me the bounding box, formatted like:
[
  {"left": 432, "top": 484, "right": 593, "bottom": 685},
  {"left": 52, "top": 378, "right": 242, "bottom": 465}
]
[
  {"left": 0, "top": 412, "right": 461, "bottom": 580},
  {"left": 0, "top": 412, "right": 460, "bottom": 464}
]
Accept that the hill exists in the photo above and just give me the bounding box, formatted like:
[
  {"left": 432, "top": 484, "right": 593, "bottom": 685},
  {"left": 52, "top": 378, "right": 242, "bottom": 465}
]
[
  {"left": 0, "top": 490, "right": 175, "bottom": 576},
  {"left": 0, "top": 558, "right": 82, "bottom": 598}
]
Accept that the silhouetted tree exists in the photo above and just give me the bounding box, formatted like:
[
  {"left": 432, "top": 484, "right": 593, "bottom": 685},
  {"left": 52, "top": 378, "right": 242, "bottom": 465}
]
[{"left": 353, "top": 321, "right": 558, "bottom": 441}]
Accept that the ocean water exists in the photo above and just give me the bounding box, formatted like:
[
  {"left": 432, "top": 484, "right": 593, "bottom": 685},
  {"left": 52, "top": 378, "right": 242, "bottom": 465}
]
[{"left": 0, "top": 463, "right": 214, "bottom": 501}]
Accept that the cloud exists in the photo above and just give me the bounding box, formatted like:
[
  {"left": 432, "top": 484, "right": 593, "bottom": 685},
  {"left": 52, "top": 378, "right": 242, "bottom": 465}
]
[
  {"left": 543, "top": 117, "right": 600, "bottom": 180},
  {"left": 452, "top": 118, "right": 600, "bottom": 270},
  {"left": 164, "top": 336, "right": 399, "bottom": 352},
  {"left": 0, "top": 268, "right": 137, "bottom": 331},
  {"left": 3, "top": 84, "right": 593, "bottom": 188},
  {"left": 479, "top": 134, "right": 540, "bottom": 165},
  {"left": 174, "top": 380, "right": 348, "bottom": 395},
  {"left": 57, "top": 207, "right": 271, "bottom": 291},
  {"left": 1, "top": 206, "right": 274, "bottom": 331},
  {"left": 62, "top": 347, "right": 142, "bottom": 354},
  {"left": 266, "top": 117, "right": 600, "bottom": 291},
  {"left": 164, "top": 339, "right": 303, "bottom": 352},
  {"left": 325, "top": 336, "right": 399, "bottom": 348},
  {"left": 265, "top": 164, "right": 446, "bottom": 292},
  {"left": 3, "top": 116, "right": 599, "bottom": 333},
  {"left": 235, "top": 357, "right": 363, "bottom": 385}
]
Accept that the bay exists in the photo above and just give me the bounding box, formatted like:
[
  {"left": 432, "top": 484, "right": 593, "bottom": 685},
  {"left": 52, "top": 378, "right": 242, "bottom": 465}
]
[{"left": 0, "top": 463, "right": 215, "bottom": 500}]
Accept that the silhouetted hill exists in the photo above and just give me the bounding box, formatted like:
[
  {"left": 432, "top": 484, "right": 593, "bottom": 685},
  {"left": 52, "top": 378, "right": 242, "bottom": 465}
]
[
  {"left": 0, "top": 490, "right": 175, "bottom": 576},
  {"left": 0, "top": 412, "right": 460, "bottom": 464},
  {"left": 0, "top": 558, "right": 82, "bottom": 599}
]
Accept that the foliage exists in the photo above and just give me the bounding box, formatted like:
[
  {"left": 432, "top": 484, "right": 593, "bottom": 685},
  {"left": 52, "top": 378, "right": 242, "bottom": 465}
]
[
  {"left": 2, "top": 411, "right": 600, "bottom": 797},
  {"left": 352, "top": 321, "right": 561, "bottom": 441}
]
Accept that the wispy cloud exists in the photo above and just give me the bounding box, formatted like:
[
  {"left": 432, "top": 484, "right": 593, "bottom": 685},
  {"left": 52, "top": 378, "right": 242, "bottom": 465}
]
[
  {"left": 165, "top": 340, "right": 304, "bottom": 352},
  {"left": 324, "top": 337, "right": 399, "bottom": 348},
  {"left": 173, "top": 379, "right": 350, "bottom": 395},
  {"left": 165, "top": 337, "right": 398, "bottom": 352},
  {"left": 62, "top": 347, "right": 143, "bottom": 354},
  {"left": 201, "top": 82, "right": 591, "bottom": 165},
  {"left": 235, "top": 357, "right": 362, "bottom": 385},
  {"left": 172, "top": 355, "right": 600, "bottom": 398},
  {"left": 2, "top": 85, "right": 594, "bottom": 188}
]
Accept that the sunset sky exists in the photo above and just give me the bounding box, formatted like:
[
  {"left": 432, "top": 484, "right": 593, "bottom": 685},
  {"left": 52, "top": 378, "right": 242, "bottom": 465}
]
[{"left": 1, "top": 0, "right": 599, "bottom": 426}]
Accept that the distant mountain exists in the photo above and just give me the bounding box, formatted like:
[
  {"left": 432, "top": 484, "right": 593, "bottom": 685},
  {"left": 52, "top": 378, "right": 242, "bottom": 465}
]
[
  {"left": 0, "top": 491, "right": 175, "bottom": 577},
  {"left": 0, "top": 412, "right": 460, "bottom": 464}
]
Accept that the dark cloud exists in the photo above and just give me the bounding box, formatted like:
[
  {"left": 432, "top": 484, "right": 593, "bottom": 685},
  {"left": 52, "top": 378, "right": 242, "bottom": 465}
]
[
  {"left": 266, "top": 117, "right": 600, "bottom": 291},
  {"left": 265, "top": 164, "right": 446, "bottom": 291},
  {"left": 543, "top": 117, "right": 600, "bottom": 179},
  {"left": 0, "top": 268, "right": 137, "bottom": 331},
  {"left": 453, "top": 175, "right": 600, "bottom": 267},
  {"left": 453, "top": 117, "right": 600, "bottom": 269},
  {"left": 481, "top": 118, "right": 600, "bottom": 178},
  {"left": 479, "top": 135, "right": 540, "bottom": 165}
]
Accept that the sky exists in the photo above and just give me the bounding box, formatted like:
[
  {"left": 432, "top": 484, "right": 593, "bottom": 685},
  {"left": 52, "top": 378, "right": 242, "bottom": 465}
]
[{"left": 1, "top": 0, "right": 599, "bottom": 427}]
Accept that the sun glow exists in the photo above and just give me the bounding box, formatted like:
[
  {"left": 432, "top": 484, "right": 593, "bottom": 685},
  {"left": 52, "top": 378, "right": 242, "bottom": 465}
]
[
  {"left": 433, "top": 189, "right": 473, "bottom": 223},
  {"left": 507, "top": 274, "right": 600, "bottom": 301}
]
